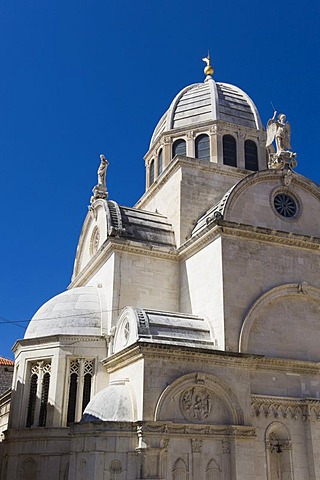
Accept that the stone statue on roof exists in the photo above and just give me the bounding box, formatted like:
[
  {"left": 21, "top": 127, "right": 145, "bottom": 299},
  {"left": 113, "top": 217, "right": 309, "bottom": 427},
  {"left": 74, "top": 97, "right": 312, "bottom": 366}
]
[
  {"left": 266, "top": 111, "right": 297, "bottom": 170},
  {"left": 90, "top": 154, "right": 109, "bottom": 204},
  {"left": 97, "top": 154, "right": 109, "bottom": 187}
]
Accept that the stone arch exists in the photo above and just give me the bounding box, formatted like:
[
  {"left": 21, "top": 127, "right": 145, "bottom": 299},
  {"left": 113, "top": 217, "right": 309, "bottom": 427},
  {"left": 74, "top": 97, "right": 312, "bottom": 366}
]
[
  {"left": 155, "top": 372, "right": 244, "bottom": 425},
  {"left": 172, "top": 458, "right": 188, "bottom": 480},
  {"left": 20, "top": 458, "right": 37, "bottom": 480},
  {"left": 265, "top": 422, "right": 293, "bottom": 480},
  {"left": 206, "top": 459, "right": 222, "bottom": 480},
  {"left": 239, "top": 283, "right": 320, "bottom": 361},
  {"left": 109, "top": 459, "right": 122, "bottom": 479},
  {"left": 224, "top": 170, "right": 320, "bottom": 220}
]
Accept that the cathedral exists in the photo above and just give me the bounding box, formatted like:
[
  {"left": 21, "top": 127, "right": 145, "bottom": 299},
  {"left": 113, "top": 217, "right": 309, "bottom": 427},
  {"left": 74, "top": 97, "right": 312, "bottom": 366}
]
[{"left": 1, "top": 57, "right": 320, "bottom": 480}]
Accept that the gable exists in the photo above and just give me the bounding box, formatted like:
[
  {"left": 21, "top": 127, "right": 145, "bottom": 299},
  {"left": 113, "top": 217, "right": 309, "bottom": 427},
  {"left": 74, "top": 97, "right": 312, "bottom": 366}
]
[{"left": 224, "top": 171, "right": 320, "bottom": 238}]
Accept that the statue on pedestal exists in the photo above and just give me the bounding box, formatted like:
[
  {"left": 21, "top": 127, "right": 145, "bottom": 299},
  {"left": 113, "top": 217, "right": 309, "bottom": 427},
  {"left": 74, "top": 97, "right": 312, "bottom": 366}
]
[
  {"left": 266, "top": 112, "right": 297, "bottom": 170},
  {"left": 90, "top": 154, "right": 109, "bottom": 204}
]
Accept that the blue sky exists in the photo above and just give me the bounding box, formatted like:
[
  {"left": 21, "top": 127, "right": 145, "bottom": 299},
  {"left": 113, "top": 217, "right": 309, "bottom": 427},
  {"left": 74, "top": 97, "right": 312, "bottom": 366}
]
[{"left": 1, "top": 0, "right": 319, "bottom": 359}]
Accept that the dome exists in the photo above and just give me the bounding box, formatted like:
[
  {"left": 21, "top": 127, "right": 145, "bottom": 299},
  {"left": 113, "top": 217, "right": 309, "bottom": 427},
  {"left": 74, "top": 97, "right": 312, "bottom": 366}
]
[
  {"left": 82, "top": 381, "right": 134, "bottom": 422},
  {"left": 150, "top": 77, "right": 263, "bottom": 147},
  {"left": 24, "top": 286, "right": 102, "bottom": 339}
]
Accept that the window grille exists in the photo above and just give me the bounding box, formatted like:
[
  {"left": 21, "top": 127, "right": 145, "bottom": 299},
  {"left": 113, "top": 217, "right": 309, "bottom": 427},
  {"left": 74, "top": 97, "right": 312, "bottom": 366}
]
[
  {"left": 195, "top": 134, "right": 210, "bottom": 160},
  {"left": 223, "top": 135, "right": 237, "bottom": 167},
  {"left": 245, "top": 140, "right": 258, "bottom": 170},
  {"left": 172, "top": 139, "right": 186, "bottom": 158}
]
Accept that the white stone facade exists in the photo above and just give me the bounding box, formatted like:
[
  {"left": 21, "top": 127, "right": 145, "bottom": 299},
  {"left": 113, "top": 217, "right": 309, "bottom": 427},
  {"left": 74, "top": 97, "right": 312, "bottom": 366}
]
[{"left": 1, "top": 69, "right": 320, "bottom": 480}]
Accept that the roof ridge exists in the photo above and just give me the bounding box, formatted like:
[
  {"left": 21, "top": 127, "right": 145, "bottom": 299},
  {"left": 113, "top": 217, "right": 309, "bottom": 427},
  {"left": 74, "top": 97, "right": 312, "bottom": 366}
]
[{"left": 0, "top": 356, "right": 14, "bottom": 365}]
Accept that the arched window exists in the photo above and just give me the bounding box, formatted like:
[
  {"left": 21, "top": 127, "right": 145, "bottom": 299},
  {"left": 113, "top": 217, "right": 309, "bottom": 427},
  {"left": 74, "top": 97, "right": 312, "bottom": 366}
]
[
  {"left": 26, "top": 374, "right": 38, "bottom": 427},
  {"left": 67, "top": 371, "right": 78, "bottom": 425},
  {"left": 195, "top": 134, "right": 210, "bottom": 160},
  {"left": 110, "top": 460, "right": 122, "bottom": 480},
  {"left": 21, "top": 458, "right": 38, "bottom": 480},
  {"left": 149, "top": 159, "right": 155, "bottom": 185},
  {"left": 172, "top": 139, "right": 186, "bottom": 158},
  {"left": 223, "top": 135, "right": 237, "bottom": 167},
  {"left": 67, "top": 359, "right": 94, "bottom": 425},
  {"left": 266, "top": 422, "right": 293, "bottom": 480},
  {"left": 245, "top": 140, "right": 258, "bottom": 170},
  {"left": 158, "top": 149, "right": 163, "bottom": 176},
  {"left": 38, "top": 372, "right": 50, "bottom": 427}
]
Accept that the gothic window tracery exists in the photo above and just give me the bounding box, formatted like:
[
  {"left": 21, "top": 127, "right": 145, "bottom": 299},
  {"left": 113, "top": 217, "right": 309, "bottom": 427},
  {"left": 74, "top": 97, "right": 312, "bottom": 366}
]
[
  {"left": 26, "top": 361, "right": 51, "bottom": 428},
  {"left": 66, "top": 359, "right": 94, "bottom": 425}
]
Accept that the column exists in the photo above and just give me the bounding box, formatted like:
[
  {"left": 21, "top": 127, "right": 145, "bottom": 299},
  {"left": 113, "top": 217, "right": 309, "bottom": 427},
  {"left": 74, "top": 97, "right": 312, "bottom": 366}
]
[
  {"left": 209, "top": 125, "right": 219, "bottom": 163},
  {"left": 162, "top": 136, "right": 171, "bottom": 168},
  {"left": 222, "top": 440, "right": 231, "bottom": 480},
  {"left": 187, "top": 131, "right": 195, "bottom": 158},
  {"left": 191, "top": 438, "right": 202, "bottom": 479},
  {"left": 237, "top": 132, "right": 246, "bottom": 169}
]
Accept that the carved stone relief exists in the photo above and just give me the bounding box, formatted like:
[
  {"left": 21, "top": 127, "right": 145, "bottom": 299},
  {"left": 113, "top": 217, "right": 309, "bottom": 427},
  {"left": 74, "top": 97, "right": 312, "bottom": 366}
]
[{"left": 180, "top": 387, "right": 212, "bottom": 422}]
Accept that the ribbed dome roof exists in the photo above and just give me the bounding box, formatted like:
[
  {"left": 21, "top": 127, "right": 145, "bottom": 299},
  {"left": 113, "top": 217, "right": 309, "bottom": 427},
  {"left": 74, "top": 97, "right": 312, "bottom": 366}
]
[
  {"left": 24, "top": 287, "right": 102, "bottom": 339},
  {"left": 150, "top": 77, "right": 262, "bottom": 147}
]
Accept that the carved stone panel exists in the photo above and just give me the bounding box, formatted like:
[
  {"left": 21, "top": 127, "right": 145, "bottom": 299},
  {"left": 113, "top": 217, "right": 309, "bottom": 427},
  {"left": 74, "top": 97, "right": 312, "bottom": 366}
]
[{"left": 179, "top": 386, "right": 229, "bottom": 424}]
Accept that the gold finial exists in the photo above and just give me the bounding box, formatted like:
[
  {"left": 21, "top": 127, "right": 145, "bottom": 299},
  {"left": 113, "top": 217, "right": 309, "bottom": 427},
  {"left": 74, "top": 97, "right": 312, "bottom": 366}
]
[{"left": 202, "top": 51, "right": 214, "bottom": 77}]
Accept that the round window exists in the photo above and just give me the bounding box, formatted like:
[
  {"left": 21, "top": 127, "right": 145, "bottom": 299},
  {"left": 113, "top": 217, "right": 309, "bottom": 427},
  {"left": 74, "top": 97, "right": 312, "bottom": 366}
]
[
  {"left": 123, "top": 321, "right": 130, "bottom": 345},
  {"left": 273, "top": 193, "right": 297, "bottom": 218}
]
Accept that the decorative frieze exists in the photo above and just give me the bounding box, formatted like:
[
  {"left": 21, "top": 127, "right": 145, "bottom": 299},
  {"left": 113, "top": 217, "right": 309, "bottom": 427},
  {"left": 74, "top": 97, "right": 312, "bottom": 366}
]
[
  {"left": 143, "top": 423, "right": 256, "bottom": 438},
  {"left": 252, "top": 395, "right": 320, "bottom": 421}
]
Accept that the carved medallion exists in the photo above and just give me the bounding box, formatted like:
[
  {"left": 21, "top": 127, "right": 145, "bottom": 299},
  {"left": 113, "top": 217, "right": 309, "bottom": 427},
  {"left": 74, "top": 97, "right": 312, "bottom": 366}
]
[{"left": 180, "top": 387, "right": 212, "bottom": 421}]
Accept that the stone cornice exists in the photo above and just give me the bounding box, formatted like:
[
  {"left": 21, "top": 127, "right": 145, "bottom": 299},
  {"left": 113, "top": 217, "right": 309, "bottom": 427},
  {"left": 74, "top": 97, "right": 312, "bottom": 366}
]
[
  {"left": 146, "top": 119, "right": 266, "bottom": 159},
  {"left": 12, "top": 334, "right": 105, "bottom": 353},
  {"left": 4, "top": 427, "right": 70, "bottom": 442},
  {"left": 103, "top": 342, "right": 320, "bottom": 375},
  {"left": 251, "top": 395, "right": 320, "bottom": 422},
  {"left": 178, "top": 218, "right": 320, "bottom": 262},
  {"left": 220, "top": 221, "right": 320, "bottom": 251}
]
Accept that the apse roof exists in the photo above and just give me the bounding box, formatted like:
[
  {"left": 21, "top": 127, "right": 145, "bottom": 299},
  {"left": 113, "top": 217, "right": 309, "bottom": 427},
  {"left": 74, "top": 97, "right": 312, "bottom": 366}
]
[
  {"left": 150, "top": 78, "right": 263, "bottom": 147},
  {"left": 109, "top": 201, "right": 175, "bottom": 247}
]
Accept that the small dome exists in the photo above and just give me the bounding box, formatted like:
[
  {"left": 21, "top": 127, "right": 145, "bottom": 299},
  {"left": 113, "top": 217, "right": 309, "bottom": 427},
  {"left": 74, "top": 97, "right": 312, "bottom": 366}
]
[
  {"left": 24, "top": 287, "right": 102, "bottom": 339},
  {"left": 82, "top": 381, "right": 134, "bottom": 422},
  {"left": 150, "top": 78, "right": 262, "bottom": 147}
]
